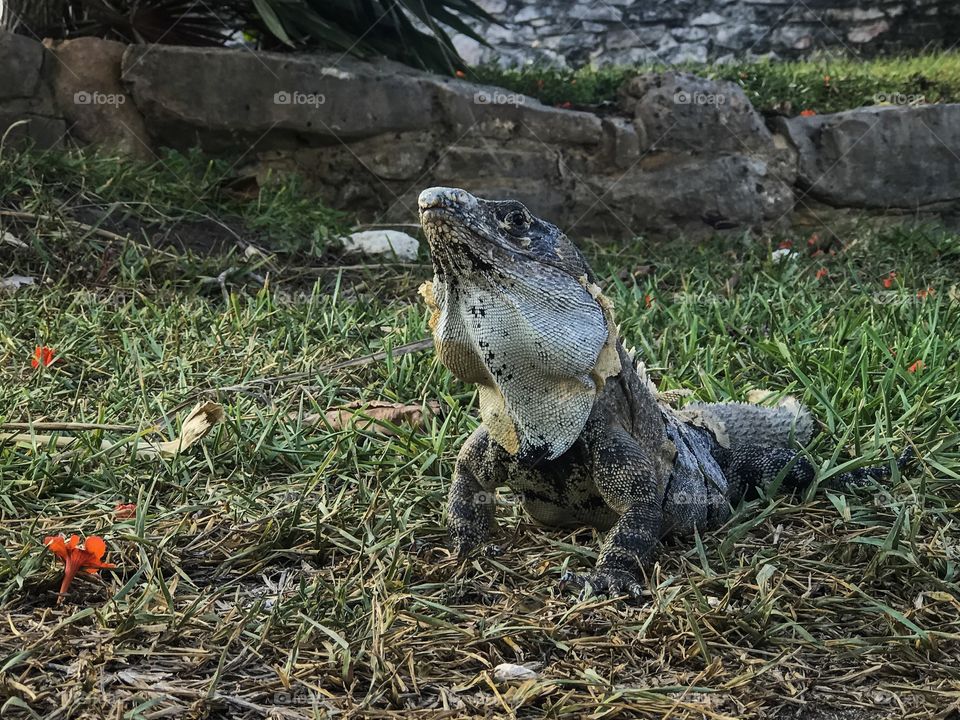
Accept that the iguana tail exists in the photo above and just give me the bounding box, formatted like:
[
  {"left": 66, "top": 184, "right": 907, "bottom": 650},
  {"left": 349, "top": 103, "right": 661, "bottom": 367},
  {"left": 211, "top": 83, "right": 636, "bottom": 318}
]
[
  {"left": 821, "top": 446, "right": 916, "bottom": 490},
  {"left": 715, "top": 445, "right": 915, "bottom": 502}
]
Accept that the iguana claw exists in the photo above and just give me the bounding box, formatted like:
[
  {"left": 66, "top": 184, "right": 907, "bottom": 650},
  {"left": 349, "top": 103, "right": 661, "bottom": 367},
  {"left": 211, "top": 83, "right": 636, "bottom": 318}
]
[
  {"left": 453, "top": 542, "right": 502, "bottom": 561},
  {"left": 560, "top": 569, "right": 646, "bottom": 603}
]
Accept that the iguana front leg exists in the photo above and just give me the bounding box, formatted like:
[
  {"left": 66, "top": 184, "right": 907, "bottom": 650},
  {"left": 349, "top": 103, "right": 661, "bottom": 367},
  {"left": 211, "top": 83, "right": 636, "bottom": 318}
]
[
  {"left": 569, "top": 424, "right": 666, "bottom": 601},
  {"left": 447, "top": 427, "right": 507, "bottom": 558}
]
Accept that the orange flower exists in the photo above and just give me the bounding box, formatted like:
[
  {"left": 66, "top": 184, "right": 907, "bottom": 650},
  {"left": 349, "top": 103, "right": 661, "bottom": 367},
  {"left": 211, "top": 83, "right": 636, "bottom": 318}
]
[
  {"left": 907, "top": 360, "right": 924, "bottom": 373},
  {"left": 882, "top": 271, "right": 897, "bottom": 289},
  {"left": 44, "top": 535, "right": 116, "bottom": 604},
  {"left": 454, "top": 69, "right": 465, "bottom": 78},
  {"left": 558, "top": 101, "right": 572, "bottom": 109},
  {"left": 644, "top": 294, "right": 654, "bottom": 308},
  {"left": 807, "top": 233, "right": 820, "bottom": 246},
  {"left": 815, "top": 267, "right": 829, "bottom": 280},
  {"left": 800, "top": 109, "right": 817, "bottom": 117},
  {"left": 114, "top": 503, "right": 137, "bottom": 519},
  {"left": 31, "top": 346, "right": 55, "bottom": 368},
  {"left": 777, "top": 240, "right": 793, "bottom": 250},
  {"left": 917, "top": 287, "right": 935, "bottom": 300}
]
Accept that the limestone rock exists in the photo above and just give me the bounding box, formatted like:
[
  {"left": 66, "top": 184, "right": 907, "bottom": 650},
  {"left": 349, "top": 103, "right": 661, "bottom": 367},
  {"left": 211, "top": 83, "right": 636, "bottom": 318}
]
[
  {"left": 340, "top": 230, "right": 420, "bottom": 262},
  {"left": 580, "top": 153, "right": 795, "bottom": 238},
  {"left": 775, "top": 105, "right": 960, "bottom": 208},
  {"left": 0, "top": 32, "right": 65, "bottom": 149},
  {"left": 122, "top": 46, "right": 438, "bottom": 150},
  {"left": 620, "top": 72, "right": 775, "bottom": 155},
  {"left": 0, "top": 32, "right": 43, "bottom": 100},
  {"left": 47, "top": 37, "right": 152, "bottom": 159},
  {"left": 0, "top": 101, "right": 66, "bottom": 149}
]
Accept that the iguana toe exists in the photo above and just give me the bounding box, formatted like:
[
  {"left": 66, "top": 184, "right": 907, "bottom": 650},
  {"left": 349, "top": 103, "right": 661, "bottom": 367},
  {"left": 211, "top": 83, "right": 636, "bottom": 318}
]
[
  {"left": 560, "top": 569, "right": 646, "bottom": 603},
  {"left": 453, "top": 540, "right": 502, "bottom": 561}
]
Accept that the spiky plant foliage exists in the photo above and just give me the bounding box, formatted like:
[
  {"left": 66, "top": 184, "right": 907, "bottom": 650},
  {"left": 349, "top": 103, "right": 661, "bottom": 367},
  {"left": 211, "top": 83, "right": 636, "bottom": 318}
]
[{"left": 1, "top": 0, "right": 494, "bottom": 72}]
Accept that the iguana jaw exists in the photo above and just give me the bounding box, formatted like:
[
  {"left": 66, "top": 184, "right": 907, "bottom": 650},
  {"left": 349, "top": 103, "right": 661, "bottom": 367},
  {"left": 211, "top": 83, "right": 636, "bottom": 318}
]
[{"left": 418, "top": 187, "right": 621, "bottom": 460}]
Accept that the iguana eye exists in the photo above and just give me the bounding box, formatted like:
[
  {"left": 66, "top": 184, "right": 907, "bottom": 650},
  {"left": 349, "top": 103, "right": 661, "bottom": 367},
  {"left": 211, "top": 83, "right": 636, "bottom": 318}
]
[{"left": 502, "top": 209, "right": 530, "bottom": 230}]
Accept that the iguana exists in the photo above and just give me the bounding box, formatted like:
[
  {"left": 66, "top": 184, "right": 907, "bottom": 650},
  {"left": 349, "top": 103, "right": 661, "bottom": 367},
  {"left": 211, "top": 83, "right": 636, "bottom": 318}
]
[{"left": 417, "top": 186, "right": 912, "bottom": 600}]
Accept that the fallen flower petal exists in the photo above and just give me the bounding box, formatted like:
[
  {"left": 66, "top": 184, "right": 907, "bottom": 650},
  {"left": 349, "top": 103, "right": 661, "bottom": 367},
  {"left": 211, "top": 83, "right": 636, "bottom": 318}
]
[
  {"left": 31, "top": 346, "right": 55, "bottom": 368},
  {"left": 816, "top": 268, "right": 829, "bottom": 280},
  {"left": 114, "top": 502, "right": 137, "bottom": 519},
  {"left": 908, "top": 360, "right": 925, "bottom": 373},
  {"left": 44, "top": 534, "right": 116, "bottom": 604},
  {"left": 800, "top": 109, "right": 816, "bottom": 117}
]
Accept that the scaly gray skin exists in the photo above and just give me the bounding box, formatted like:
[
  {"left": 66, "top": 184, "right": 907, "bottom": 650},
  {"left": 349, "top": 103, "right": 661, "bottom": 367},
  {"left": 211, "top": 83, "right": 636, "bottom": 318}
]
[{"left": 417, "top": 186, "right": 913, "bottom": 601}]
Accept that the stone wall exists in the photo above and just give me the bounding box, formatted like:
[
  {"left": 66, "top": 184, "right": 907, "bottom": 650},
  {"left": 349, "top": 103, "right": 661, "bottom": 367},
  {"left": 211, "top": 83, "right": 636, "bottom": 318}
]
[
  {"left": 455, "top": 0, "right": 960, "bottom": 67},
  {"left": 1, "top": 32, "right": 958, "bottom": 240}
]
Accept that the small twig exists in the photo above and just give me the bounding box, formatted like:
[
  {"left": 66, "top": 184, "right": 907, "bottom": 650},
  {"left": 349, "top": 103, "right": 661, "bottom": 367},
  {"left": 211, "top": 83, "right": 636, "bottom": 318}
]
[{"left": 0, "top": 210, "right": 129, "bottom": 243}]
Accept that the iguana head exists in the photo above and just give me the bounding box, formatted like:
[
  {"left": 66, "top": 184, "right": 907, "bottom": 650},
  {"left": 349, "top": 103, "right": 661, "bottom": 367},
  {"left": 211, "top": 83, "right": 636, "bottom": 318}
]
[{"left": 418, "top": 187, "right": 621, "bottom": 461}]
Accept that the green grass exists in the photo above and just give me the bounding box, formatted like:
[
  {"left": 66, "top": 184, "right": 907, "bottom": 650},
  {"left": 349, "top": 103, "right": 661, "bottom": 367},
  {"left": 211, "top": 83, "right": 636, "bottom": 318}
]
[
  {"left": 1, "top": 149, "right": 959, "bottom": 718},
  {"left": 0, "top": 146, "right": 348, "bottom": 270},
  {"left": 471, "top": 50, "right": 960, "bottom": 115}
]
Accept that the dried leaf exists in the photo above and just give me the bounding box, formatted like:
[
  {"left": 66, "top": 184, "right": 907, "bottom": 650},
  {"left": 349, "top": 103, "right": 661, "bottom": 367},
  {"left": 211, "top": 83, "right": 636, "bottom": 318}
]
[
  {"left": 0, "top": 275, "right": 35, "bottom": 292},
  {"left": 116, "top": 669, "right": 172, "bottom": 685},
  {"left": 307, "top": 400, "right": 441, "bottom": 437},
  {"left": 493, "top": 663, "right": 541, "bottom": 683},
  {"left": 757, "top": 563, "right": 777, "bottom": 592},
  {"left": 0, "top": 432, "right": 99, "bottom": 449},
  {"left": 2, "top": 231, "right": 27, "bottom": 248},
  {"left": 139, "top": 401, "right": 224, "bottom": 458}
]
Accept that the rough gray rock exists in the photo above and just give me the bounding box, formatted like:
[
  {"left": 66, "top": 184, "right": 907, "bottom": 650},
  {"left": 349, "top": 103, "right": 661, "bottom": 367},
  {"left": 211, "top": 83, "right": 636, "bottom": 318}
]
[
  {"left": 0, "top": 32, "right": 65, "bottom": 149},
  {"left": 775, "top": 105, "right": 960, "bottom": 208},
  {"left": 580, "top": 153, "right": 795, "bottom": 237},
  {"left": 122, "top": 44, "right": 604, "bottom": 152},
  {"left": 620, "top": 72, "right": 775, "bottom": 154},
  {"left": 122, "top": 46, "right": 437, "bottom": 149},
  {"left": 0, "top": 32, "right": 42, "bottom": 100},
  {"left": 48, "top": 37, "right": 152, "bottom": 159},
  {"left": 0, "top": 108, "right": 65, "bottom": 148},
  {"left": 340, "top": 230, "right": 419, "bottom": 261},
  {"left": 3, "top": 34, "right": 959, "bottom": 240}
]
